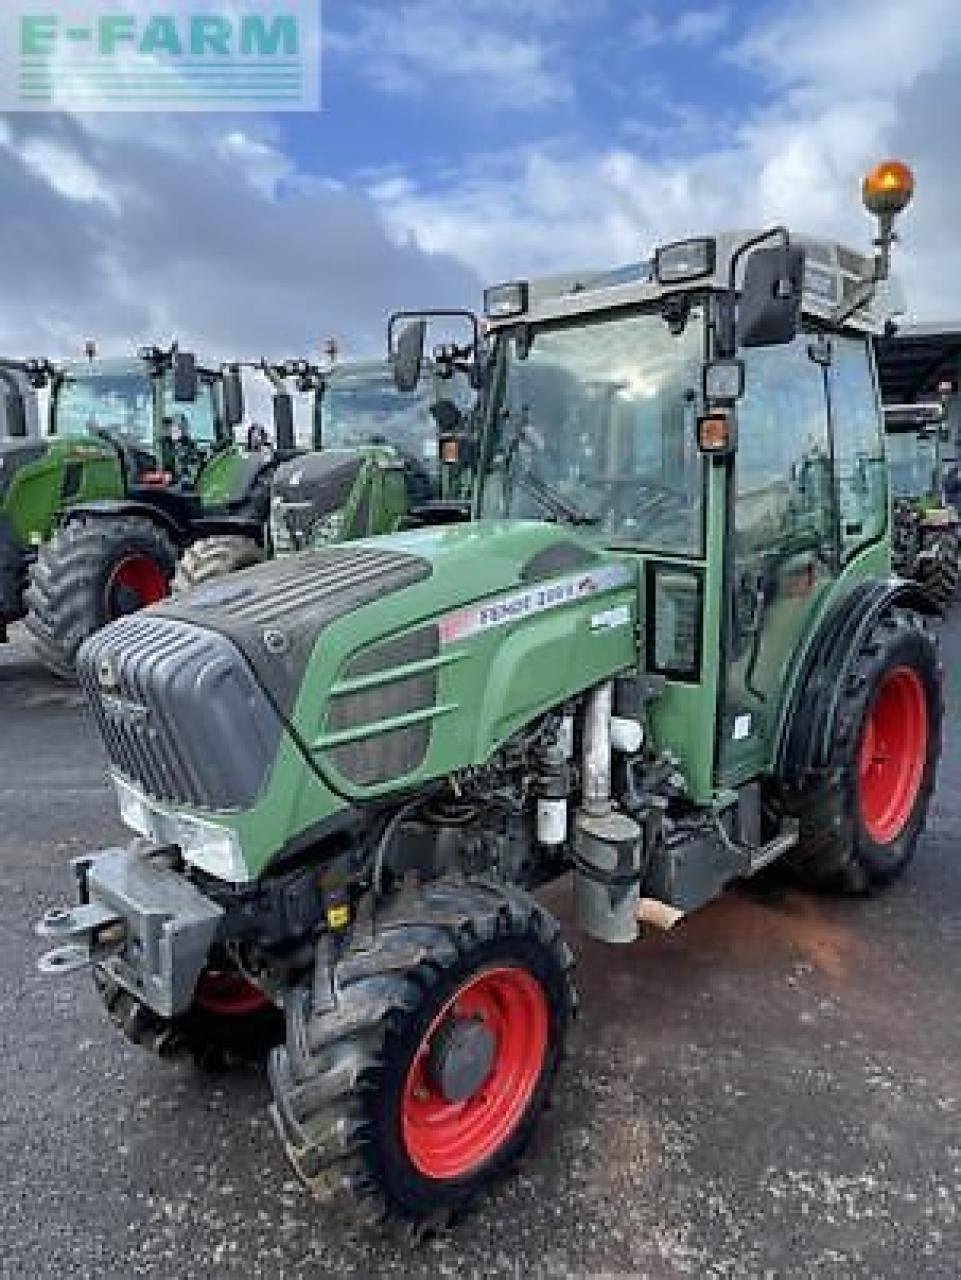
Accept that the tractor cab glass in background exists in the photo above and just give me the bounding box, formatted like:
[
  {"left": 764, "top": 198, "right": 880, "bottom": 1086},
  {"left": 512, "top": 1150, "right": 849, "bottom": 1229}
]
[
  {"left": 886, "top": 423, "right": 940, "bottom": 502},
  {"left": 322, "top": 359, "right": 476, "bottom": 502},
  {"left": 54, "top": 370, "right": 154, "bottom": 447},
  {"left": 161, "top": 370, "right": 219, "bottom": 448},
  {"left": 479, "top": 308, "right": 704, "bottom": 555}
]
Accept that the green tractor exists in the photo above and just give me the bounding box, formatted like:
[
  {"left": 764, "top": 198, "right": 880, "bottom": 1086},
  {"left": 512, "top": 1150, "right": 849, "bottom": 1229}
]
[
  {"left": 176, "top": 342, "right": 480, "bottom": 588},
  {"left": 884, "top": 400, "right": 960, "bottom": 609},
  {"left": 0, "top": 345, "right": 282, "bottom": 675},
  {"left": 38, "top": 162, "right": 942, "bottom": 1231},
  {"left": 266, "top": 339, "right": 480, "bottom": 561}
]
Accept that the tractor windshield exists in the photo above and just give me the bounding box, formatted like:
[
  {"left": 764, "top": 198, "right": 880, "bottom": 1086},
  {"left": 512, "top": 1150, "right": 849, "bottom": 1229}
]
[
  {"left": 160, "top": 371, "right": 219, "bottom": 446},
  {"left": 479, "top": 307, "right": 705, "bottom": 555},
  {"left": 55, "top": 372, "right": 154, "bottom": 445},
  {"left": 886, "top": 430, "right": 938, "bottom": 500},
  {"left": 322, "top": 365, "right": 449, "bottom": 482}
]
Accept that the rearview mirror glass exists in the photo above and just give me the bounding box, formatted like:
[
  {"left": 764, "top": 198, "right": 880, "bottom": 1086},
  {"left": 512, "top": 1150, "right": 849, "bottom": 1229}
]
[
  {"left": 223, "top": 368, "right": 245, "bottom": 428},
  {"left": 392, "top": 320, "right": 426, "bottom": 393},
  {"left": 272, "top": 392, "right": 295, "bottom": 453},
  {"left": 3, "top": 387, "right": 27, "bottom": 437},
  {"left": 738, "top": 244, "right": 805, "bottom": 348},
  {"left": 173, "top": 351, "right": 198, "bottom": 402}
]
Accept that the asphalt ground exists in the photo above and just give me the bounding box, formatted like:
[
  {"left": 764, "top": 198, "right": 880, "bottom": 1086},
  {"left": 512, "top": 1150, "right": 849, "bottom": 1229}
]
[{"left": 1, "top": 614, "right": 959, "bottom": 1279}]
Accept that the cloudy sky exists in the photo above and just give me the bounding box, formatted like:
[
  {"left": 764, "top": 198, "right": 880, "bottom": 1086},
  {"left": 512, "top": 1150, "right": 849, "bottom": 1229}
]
[{"left": 1, "top": 0, "right": 959, "bottom": 363}]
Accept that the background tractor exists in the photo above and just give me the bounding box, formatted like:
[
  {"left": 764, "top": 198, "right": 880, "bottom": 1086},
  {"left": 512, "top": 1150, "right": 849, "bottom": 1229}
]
[
  {"left": 884, "top": 401, "right": 960, "bottom": 609},
  {"left": 176, "top": 341, "right": 481, "bottom": 589},
  {"left": 0, "top": 345, "right": 282, "bottom": 675},
  {"left": 265, "top": 336, "right": 481, "bottom": 563},
  {"left": 37, "top": 162, "right": 942, "bottom": 1233}
]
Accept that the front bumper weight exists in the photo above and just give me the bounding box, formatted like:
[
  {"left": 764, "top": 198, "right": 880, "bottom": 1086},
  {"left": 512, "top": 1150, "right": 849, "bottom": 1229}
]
[{"left": 34, "top": 842, "right": 225, "bottom": 1020}]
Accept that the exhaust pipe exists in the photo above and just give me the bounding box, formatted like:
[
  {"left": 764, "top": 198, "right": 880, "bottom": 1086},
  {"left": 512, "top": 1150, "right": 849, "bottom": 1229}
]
[{"left": 574, "top": 682, "right": 643, "bottom": 944}]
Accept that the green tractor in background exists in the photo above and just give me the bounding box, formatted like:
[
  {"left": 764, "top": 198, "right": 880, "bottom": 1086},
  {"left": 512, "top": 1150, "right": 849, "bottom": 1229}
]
[
  {"left": 0, "top": 345, "right": 282, "bottom": 675},
  {"left": 885, "top": 400, "right": 960, "bottom": 609},
  {"left": 176, "top": 336, "right": 481, "bottom": 588},
  {"left": 38, "top": 162, "right": 943, "bottom": 1232},
  {"left": 266, "top": 333, "right": 480, "bottom": 562}
]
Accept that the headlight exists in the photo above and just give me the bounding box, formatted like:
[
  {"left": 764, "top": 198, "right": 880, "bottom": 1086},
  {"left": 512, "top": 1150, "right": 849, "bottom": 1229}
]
[
  {"left": 113, "top": 774, "right": 251, "bottom": 883},
  {"left": 654, "top": 238, "right": 716, "bottom": 284},
  {"left": 484, "top": 281, "right": 529, "bottom": 320}
]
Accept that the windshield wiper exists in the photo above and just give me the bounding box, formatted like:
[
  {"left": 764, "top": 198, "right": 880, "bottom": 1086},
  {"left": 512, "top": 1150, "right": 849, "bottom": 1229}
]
[{"left": 516, "top": 472, "right": 600, "bottom": 527}]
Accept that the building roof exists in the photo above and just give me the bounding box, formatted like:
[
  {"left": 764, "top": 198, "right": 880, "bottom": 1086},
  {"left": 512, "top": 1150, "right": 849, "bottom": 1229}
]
[{"left": 875, "top": 324, "right": 961, "bottom": 402}]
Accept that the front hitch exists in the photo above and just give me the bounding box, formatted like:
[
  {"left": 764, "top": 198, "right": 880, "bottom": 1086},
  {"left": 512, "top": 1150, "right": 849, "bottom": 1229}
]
[{"left": 37, "top": 899, "right": 126, "bottom": 975}]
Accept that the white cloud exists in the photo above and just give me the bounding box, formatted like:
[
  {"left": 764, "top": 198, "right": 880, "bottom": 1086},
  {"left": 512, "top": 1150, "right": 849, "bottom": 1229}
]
[
  {"left": 328, "top": 0, "right": 571, "bottom": 108},
  {"left": 372, "top": 0, "right": 961, "bottom": 319},
  {"left": 631, "top": 5, "right": 731, "bottom": 50},
  {"left": 13, "top": 137, "right": 121, "bottom": 215},
  {"left": 0, "top": 115, "right": 480, "bottom": 361}
]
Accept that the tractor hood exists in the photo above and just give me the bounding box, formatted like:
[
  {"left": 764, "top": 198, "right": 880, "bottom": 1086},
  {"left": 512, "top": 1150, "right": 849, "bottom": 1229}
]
[
  {"left": 151, "top": 520, "right": 614, "bottom": 714},
  {"left": 77, "top": 520, "right": 639, "bottom": 874}
]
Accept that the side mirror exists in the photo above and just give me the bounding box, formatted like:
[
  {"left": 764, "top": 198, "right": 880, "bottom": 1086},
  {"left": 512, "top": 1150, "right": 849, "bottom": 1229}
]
[
  {"left": 392, "top": 320, "right": 426, "bottom": 394},
  {"left": 223, "top": 367, "right": 245, "bottom": 428},
  {"left": 173, "top": 351, "right": 198, "bottom": 402},
  {"left": 738, "top": 244, "right": 805, "bottom": 348},
  {"left": 3, "top": 388, "right": 27, "bottom": 438},
  {"left": 273, "top": 392, "right": 295, "bottom": 453}
]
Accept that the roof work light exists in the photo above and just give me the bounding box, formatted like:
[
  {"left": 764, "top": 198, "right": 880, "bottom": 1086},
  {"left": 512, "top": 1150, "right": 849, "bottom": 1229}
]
[{"left": 862, "top": 160, "right": 915, "bottom": 218}]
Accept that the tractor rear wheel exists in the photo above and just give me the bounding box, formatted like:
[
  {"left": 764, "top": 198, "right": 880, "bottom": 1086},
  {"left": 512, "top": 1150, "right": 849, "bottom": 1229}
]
[
  {"left": 787, "top": 608, "right": 942, "bottom": 892},
  {"left": 269, "top": 877, "right": 575, "bottom": 1231},
  {"left": 24, "top": 515, "right": 176, "bottom": 677},
  {"left": 916, "top": 529, "right": 960, "bottom": 612},
  {"left": 175, "top": 535, "right": 265, "bottom": 592},
  {"left": 92, "top": 964, "right": 283, "bottom": 1067}
]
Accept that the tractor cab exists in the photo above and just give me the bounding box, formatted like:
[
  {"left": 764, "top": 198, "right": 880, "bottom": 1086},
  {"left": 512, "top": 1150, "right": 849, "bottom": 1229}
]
[
  {"left": 267, "top": 349, "right": 480, "bottom": 555},
  {"left": 884, "top": 401, "right": 959, "bottom": 607},
  {"left": 884, "top": 402, "right": 948, "bottom": 506},
  {"left": 47, "top": 349, "right": 232, "bottom": 493}
]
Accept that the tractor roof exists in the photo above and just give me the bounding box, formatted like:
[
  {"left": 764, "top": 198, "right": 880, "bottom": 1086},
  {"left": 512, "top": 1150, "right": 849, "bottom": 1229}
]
[
  {"left": 58, "top": 357, "right": 152, "bottom": 379},
  {"left": 484, "top": 230, "right": 900, "bottom": 337}
]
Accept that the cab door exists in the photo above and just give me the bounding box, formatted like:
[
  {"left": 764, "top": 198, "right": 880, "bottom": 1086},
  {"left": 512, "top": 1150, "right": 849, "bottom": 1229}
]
[{"left": 717, "top": 332, "right": 837, "bottom": 784}]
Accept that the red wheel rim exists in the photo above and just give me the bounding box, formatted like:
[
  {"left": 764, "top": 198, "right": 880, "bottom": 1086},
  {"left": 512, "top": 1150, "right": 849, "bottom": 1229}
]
[
  {"left": 193, "top": 971, "right": 272, "bottom": 1018},
  {"left": 105, "top": 554, "right": 170, "bottom": 617},
  {"left": 401, "top": 965, "right": 549, "bottom": 1180},
  {"left": 858, "top": 665, "right": 928, "bottom": 844}
]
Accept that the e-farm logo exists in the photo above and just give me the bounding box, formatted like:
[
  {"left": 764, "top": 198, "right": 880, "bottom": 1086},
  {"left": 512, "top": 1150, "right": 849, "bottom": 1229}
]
[{"left": 2, "top": 3, "right": 319, "bottom": 112}]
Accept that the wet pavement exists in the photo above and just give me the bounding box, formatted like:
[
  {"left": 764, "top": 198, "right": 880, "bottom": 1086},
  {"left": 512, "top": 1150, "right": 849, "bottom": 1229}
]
[{"left": 1, "top": 615, "right": 959, "bottom": 1279}]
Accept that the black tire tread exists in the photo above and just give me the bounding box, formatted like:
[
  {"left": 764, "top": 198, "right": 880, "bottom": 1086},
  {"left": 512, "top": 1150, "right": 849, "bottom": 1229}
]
[
  {"left": 175, "top": 535, "right": 265, "bottom": 592},
  {"left": 268, "top": 875, "right": 576, "bottom": 1233},
  {"left": 785, "top": 607, "right": 942, "bottom": 893},
  {"left": 23, "top": 515, "right": 176, "bottom": 677}
]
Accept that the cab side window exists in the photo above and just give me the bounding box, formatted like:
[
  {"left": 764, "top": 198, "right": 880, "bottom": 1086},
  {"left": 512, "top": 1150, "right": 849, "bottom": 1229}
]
[
  {"left": 735, "top": 335, "right": 833, "bottom": 557},
  {"left": 829, "top": 335, "right": 886, "bottom": 561}
]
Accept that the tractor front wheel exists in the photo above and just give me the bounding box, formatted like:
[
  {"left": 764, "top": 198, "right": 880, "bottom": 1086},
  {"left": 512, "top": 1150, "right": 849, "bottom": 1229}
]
[
  {"left": 787, "top": 608, "right": 942, "bottom": 892},
  {"left": 24, "top": 515, "right": 176, "bottom": 677},
  {"left": 269, "top": 877, "right": 576, "bottom": 1230},
  {"left": 175, "top": 535, "right": 265, "bottom": 592}
]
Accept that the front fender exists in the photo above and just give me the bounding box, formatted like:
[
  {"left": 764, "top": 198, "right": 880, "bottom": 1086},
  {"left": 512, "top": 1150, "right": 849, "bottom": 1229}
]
[{"left": 775, "top": 576, "right": 938, "bottom": 791}]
